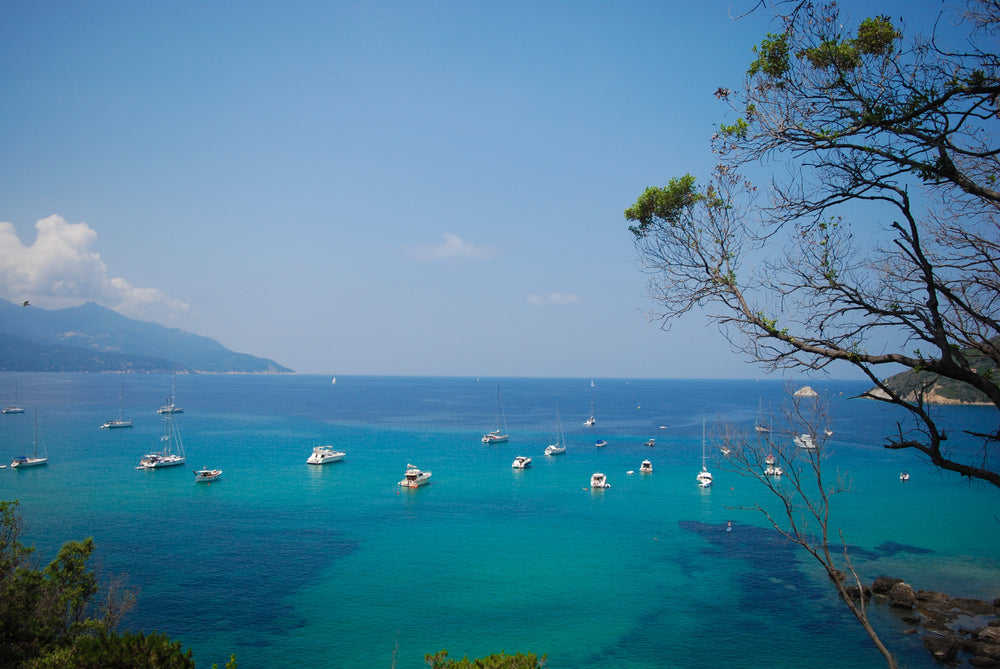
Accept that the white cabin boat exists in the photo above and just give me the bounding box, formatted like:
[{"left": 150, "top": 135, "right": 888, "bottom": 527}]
[
  {"left": 307, "top": 446, "right": 345, "bottom": 465},
  {"left": 595, "top": 440, "right": 607, "bottom": 448},
  {"left": 399, "top": 464, "right": 431, "bottom": 488},
  {"left": 644, "top": 438, "right": 656, "bottom": 447},
  {"left": 639, "top": 460, "right": 652, "bottom": 473},
  {"left": 511, "top": 455, "right": 531, "bottom": 469},
  {"left": 765, "top": 465, "right": 784, "bottom": 476},
  {"left": 194, "top": 468, "right": 222, "bottom": 482},
  {"left": 590, "top": 472, "right": 610, "bottom": 488},
  {"left": 899, "top": 471, "right": 910, "bottom": 481},
  {"left": 794, "top": 433, "right": 818, "bottom": 450}
]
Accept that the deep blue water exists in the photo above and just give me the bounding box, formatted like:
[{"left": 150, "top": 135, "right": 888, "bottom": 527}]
[{"left": 1, "top": 373, "right": 997, "bottom": 668}]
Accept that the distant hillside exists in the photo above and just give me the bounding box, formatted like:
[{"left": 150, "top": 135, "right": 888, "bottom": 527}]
[
  {"left": 0, "top": 298, "right": 292, "bottom": 373},
  {"left": 871, "top": 350, "right": 996, "bottom": 406}
]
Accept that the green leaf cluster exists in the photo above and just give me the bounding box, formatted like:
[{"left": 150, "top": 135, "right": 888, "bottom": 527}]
[
  {"left": 624, "top": 174, "right": 701, "bottom": 237},
  {"left": 425, "top": 649, "right": 546, "bottom": 668}
]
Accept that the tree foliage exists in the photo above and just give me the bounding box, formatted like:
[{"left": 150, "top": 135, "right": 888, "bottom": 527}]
[
  {"left": 425, "top": 649, "right": 546, "bottom": 668},
  {"left": 626, "top": 0, "right": 1000, "bottom": 487},
  {"left": 0, "top": 500, "right": 207, "bottom": 669}
]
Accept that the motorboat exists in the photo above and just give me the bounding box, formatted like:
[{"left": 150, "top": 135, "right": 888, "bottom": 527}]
[
  {"left": 590, "top": 472, "right": 610, "bottom": 488},
  {"left": 595, "top": 440, "right": 607, "bottom": 448},
  {"left": 765, "top": 453, "right": 776, "bottom": 465},
  {"left": 644, "top": 438, "right": 656, "bottom": 447},
  {"left": 900, "top": 471, "right": 910, "bottom": 481},
  {"left": 11, "top": 410, "right": 48, "bottom": 468},
  {"left": 511, "top": 455, "right": 531, "bottom": 469},
  {"left": 765, "top": 465, "right": 784, "bottom": 476},
  {"left": 138, "top": 412, "right": 186, "bottom": 469},
  {"left": 307, "top": 446, "right": 345, "bottom": 465},
  {"left": 399, "top": 464, "right": 431, "bottom": 488},
  {"left": 194, "top": 468, "right": 222, "bottom": 482},
  {"left": 639, "top": 460, "right": 652, "bottom": 473},
  {"left": 482, "top": 386, "right": 509, "bottom": 444},
  {"left": 794, "top": 433, "right": 818, "bottom": 450}
]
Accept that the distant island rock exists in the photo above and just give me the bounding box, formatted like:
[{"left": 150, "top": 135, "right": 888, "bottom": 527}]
[
  {"left": 0, "top": 298, "right": 292, "bottom": 374},
  {"left": 866, "top": 351, "right": 996, "bottom": 406}
]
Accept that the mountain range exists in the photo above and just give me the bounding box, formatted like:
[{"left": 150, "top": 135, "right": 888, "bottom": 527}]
[{"left": 0, "top": 298, "right": 292, "bottom": 373}]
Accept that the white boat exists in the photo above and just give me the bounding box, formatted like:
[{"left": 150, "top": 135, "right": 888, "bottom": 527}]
[
  {"left": 639, "top": 459, "right": 652, "bottom": 473},
  {"left": 765, "top": 453, "right": 776, "bottom": 465},
  {"left": 100, "top": 384, "right": 133, "bottom": 429},
  {"left": 544, "top": 408, "right": 566, "bottom": 456},
  {"left": 595, "top": 439, "right": 607, "bottom": 448},
  {"left": 584, "top": 400, "right": 596, "bottom": 427},
  {"left": 644, "top": 438, "right": 656, "bottom": 447},
  {"left": 399, "top": 464, "right": 431, "bottom": 487},
  {"left": 900, "top": 471, "right": 910, "bottom": 481},
  {"left": 754, "top": 398, "right": 769, "bottom": 433},
  {"left": 194, "top": 468, "right": 222, "bottom": 482},
  {"left": 307, "top": 446, "right": 345, "bottom": 465},
  {"left": 138, "top": 411, "right": 186, "bottom": 469},
  {"left": 696, "top": 420, "right": 713, "bottom": 487},
  {"left": 157, "top": 375, "right": 184, "bottom": 414},
  {"left": 794, "top": 433, "right": 818, "bottom": 450},
  {"left": 590, "top": 472, "right": 610, "bottom": 488},
  {"left": 11, "top": 409, "right": 48, "bottom": 468},
  {"left": 2, "top": 380, "right": 25, "bottom": 414},
  {"left": 511, "top": 455, "right": 531, "bottom": 469},
  {"left": 765, "top": 464, "right": 784, "bottom": 476},
  {"left": 482, "top": 385, "right": 509, "bottom": 444}
]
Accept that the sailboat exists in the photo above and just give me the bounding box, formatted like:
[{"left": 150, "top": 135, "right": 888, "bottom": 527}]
[
  {"left": 754, "top": 398, "right": 770, "bottom": 434},
  {"left": 100, "top": 384, "right": 133, "bottom": 429},
  {"left": 544, "top": 407, "right": 566, "bottom": 456},
  {"left": 696, "top": 420, "right": 713, "bottom": 487},
  {"left": 2, "top": 380, "right": 25, "bottom": 414},
  {"left": 137, "top": 411, "right": 186, "bottom": 469},
  {"left": 583, "top": 399, "right": 596, "bottom": 427},
  {"left": 11, "top": 409, "right": 48, "bottom": 468},
  {"left": 157, "top": 375, "right": 184, "bottom": 414},
  {"left": 482, "top": 385, "right": 509, "bottom": 444}
]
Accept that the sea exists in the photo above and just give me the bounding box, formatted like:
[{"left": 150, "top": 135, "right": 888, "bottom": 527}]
[{"left": 1, "top": 372, "right": 998, "bottom": 669}]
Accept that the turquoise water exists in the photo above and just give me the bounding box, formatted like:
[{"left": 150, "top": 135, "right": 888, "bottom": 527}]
[{"left": 1, "top": 373, "right": 997, "bottom": 668}]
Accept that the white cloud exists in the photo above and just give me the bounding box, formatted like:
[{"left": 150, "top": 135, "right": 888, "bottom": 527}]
[
  {"left": 415, "top": 233, "right": 494, "bottom": 260},
  {"left": 527, "top": 292, "right": 581, "bottom": 306},
  {"left": 0, "top": 215, "right": 189, "bottom": 318}
]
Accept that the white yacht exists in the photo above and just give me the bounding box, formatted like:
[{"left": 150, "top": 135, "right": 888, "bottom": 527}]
[
  {"left": 100, "top": 384, "right": 133, "bottom": 429},
  {"left": 765, "top": 464, "right": 784, "bottom": 477},
  {"left": 644, "top": 438, "right": 656, "bottom": 447},
  {"left": 899, "top": 471, "right": 910, "bottom": 481},
  {"left": 2, "top": 380, "right": 25, "bottom": 414},
  {"left": 482, "top": 385, "right": 509, "bottom": 444},
  {"left": 307, "top": 446, "right": 345, "bottom": 465},
  {"left": 544, "top": 407, "right": 567, "bottom": 455},
  {"left": 511, "top": 455, "right": 531, "bottom": 469},
  {"left": 11, "top": 410, "right": 47, "bottom": 468},
  {"left": 399, "top": 464, "right": 431, "bottom": 488},
  {"left": 639, "top": 460, "right": 653, "bottom": 473},
  {"left": 794, "top": 433, "right": 818, "bottom": 450},
  {"left": 194, "top": 468, "right": 222, "bottom": 482},
  {"left": 590, "top": 472, "right": 610, "bottom": 488},
  {"left": 696, "top": 421, "right": 713, "bottom": 487},
  {"left": 158, "top": 376, "right": 184, "bottom": 414},
  {"left": 138, "top": 412, "right": 186, "bottom": 469}
]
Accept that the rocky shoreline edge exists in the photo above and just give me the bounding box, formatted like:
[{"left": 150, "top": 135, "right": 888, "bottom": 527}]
[{"left": 849, "top": 575, "right": 999, "bottom": 666}]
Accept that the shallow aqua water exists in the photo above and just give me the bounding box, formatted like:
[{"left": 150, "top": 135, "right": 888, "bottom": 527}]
[{"left": 1, "top": 373, "right": 997, "bottom": 668}]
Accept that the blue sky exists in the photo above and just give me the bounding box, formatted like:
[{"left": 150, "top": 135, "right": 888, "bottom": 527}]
[{"left": 0, "top": 1, "right": 941, "bottom": 378}]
